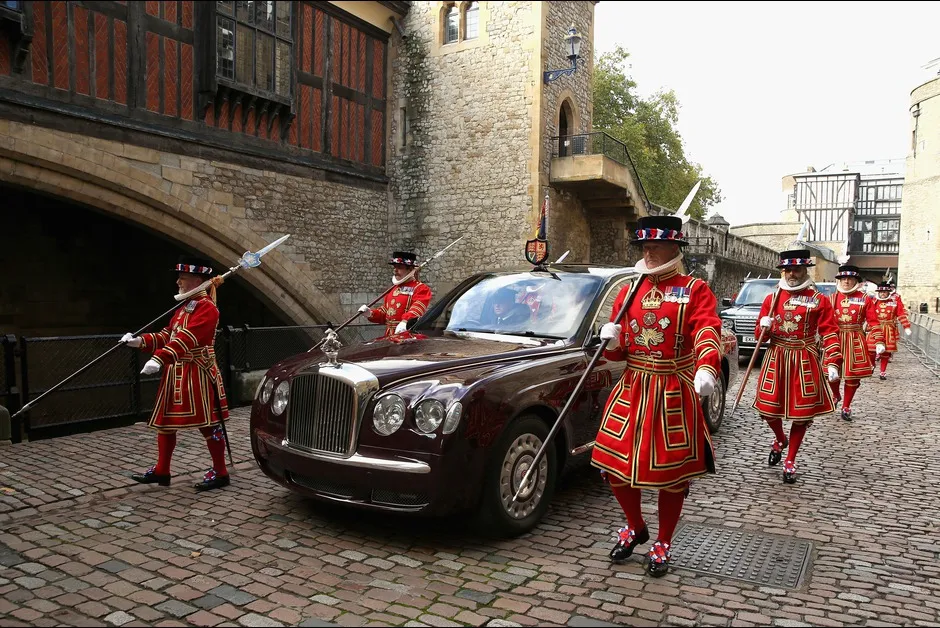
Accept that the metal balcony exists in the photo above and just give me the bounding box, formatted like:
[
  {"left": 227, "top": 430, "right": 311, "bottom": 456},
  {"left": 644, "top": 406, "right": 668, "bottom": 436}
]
[{"left": 549, "top": 132, "right": 650, "bottom": 220}]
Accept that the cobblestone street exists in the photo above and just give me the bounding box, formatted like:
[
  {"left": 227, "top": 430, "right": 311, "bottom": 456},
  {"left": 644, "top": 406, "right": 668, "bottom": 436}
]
[{"left": 2, "top": 346, "right": 938, "bottom": 627}]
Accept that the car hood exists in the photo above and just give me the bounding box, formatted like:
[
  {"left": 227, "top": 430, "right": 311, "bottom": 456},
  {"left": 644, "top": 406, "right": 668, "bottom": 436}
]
[
  {"left": 269, "top": 333, "right": 569, "bottom": 386},
  {"left": 721, "top": 304, "right": 762, "bottom": 317}
]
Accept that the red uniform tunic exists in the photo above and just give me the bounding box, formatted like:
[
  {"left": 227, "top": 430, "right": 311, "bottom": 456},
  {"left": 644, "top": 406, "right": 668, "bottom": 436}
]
[
  {"left": 867, "top": 295, "right": 910, "bottom": 353},
  {"left": 591, "top": 268, "right": 722, "bottom": 489},
  {"left": 753, "top": 287, "right": 842, "bottom": 421},
  {"left": 140, "top": 292, "right": 229, "bottom": 430},
  {"left": 367, "top": 279, "right": 432, "bottom": 338},
  {"left": 829, "top": 290, "right": 881, "bottom": 381}
]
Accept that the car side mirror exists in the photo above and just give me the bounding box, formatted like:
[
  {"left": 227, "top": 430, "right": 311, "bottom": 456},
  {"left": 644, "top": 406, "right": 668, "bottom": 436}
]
[{"left": 721, "top": 297, "right": 732, "bottom": 307}]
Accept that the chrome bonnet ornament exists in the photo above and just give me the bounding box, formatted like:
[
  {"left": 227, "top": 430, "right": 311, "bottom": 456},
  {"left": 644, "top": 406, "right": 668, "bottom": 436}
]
[{"left": 320, "top": 328, "right": 343, "bottom": 367}]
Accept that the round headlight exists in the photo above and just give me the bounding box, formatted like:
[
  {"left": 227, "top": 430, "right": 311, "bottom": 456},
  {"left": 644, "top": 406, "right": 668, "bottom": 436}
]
[
  {"left": 442, "top": 401, "right": 463, "bottom": 435},
  {"left": 721, "top": 318, "right": 733, "bottom": 329},
  {"left": 373, "top": 394, "right": 405, "bottom": 436},
  {"left": 260, "top": 378, "right": 275, "bottom": 404},
  {"left": 415, "top": 400, "right": 445, "bottom": 434},
  {"left": 271, "top": 381, "right": 290, "bottom": 416}
]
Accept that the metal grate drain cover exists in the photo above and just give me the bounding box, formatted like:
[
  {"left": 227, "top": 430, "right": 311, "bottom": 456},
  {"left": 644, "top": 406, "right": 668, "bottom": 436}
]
[{"left": 672, "top": 523, "right": 812, "bottom": 588}]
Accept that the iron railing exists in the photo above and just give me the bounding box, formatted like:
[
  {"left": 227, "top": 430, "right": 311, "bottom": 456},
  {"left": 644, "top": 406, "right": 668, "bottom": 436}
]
[
  {"left": 906, "top": 313, "right": 940, "bottom": 378},
  {"left": 550, "top": 132, "right": 650, "bottom": 211},
  {"left": 1, "top": 334, "right": 18, "bottom": 440},
  {"left": 7, "top": 323, "right": 388, "bottom": 442},
  {"left": 18, "top": 333, "right": 155, "bottom": 438}
]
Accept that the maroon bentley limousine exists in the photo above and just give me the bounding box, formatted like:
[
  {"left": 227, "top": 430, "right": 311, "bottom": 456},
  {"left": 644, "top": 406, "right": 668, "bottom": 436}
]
[{"left": 250, "top": 265, "right": 738, "bottom": 537}]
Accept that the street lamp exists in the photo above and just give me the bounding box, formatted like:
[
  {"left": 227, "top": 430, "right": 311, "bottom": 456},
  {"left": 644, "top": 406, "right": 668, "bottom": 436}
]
[{"left": 543, "top": 25, "right": 582, "bottom": 84}]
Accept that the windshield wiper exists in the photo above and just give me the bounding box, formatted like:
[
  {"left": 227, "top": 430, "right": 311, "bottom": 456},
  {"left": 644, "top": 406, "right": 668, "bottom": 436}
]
[{"left": 499, "top": 331, "right": 567, "bottom": 340}]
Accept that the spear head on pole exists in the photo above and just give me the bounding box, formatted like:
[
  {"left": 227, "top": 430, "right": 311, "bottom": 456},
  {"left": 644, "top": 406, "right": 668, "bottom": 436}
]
[{"left": 175, "top": 235, "right": 291, "bottom": 302}]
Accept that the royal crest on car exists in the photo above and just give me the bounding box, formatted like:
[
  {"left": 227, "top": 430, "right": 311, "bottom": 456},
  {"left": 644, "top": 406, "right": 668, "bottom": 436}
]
[{"left": 525, "top": 238, "right": 549, "bottom": 265}]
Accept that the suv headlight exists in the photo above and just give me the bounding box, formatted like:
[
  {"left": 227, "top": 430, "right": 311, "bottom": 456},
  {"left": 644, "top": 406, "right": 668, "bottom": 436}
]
[
  {"left": 415, "top": 400, "right": 445, "bottom": 434},
  {"left": 721, "top": 318, "right": 733, "bottom": 329},
  {"left": 373, "top": 394, "right": 405, "bottom": 435},
  {"left": 271, "top": 381, "right": 290, "bottom": 415},
  {"left": 259, "top": 378, "right": 275, "bottom": 403}
]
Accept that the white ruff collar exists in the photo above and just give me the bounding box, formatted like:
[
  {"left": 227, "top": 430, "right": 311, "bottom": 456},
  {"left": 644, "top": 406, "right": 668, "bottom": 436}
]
[
  {"left": 876, "top": 293, "right": 892, "bottom": 301},
  {"left": 778, "top": 277, "right": 813, "bottom": 292},
  {"left": 635, "top": 253, "right": 684, "bottom": 276}
]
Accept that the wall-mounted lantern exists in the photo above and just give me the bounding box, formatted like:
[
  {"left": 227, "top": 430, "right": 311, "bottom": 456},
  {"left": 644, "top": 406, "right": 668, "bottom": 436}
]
[{"left": 543, "top": 25, "right": 582, "bottom": 84}]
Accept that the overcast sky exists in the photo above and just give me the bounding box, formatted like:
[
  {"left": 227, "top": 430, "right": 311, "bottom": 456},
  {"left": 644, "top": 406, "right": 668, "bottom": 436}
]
[{"left": 592, "top": 1, "right": 940, "bottom": 227}]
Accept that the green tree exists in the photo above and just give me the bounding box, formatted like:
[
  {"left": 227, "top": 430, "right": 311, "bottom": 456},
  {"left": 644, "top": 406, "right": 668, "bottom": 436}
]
[{"left": 593, "top": 46, "right": 721, "bottom": 220}]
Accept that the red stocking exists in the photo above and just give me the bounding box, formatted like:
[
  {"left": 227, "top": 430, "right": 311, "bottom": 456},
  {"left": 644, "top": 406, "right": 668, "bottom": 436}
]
[
  {"left": 657, "top": 485, "right": 687, "bottom": 545},
  {"left": 155, "top": 431, "right": 177, "bottom": 476},
  {"left": 785, "top": 422, "right": 808, "bottom": 465},
  {"left": 828, "top": 379, "right": 841, "bottom": 402},
  {"left": 880, "top": 355, "right": 890, "bottom": 374},
  {"left": 765, "top": 416, "right": 786, "bottom": 443},
  {"left": 843, "top": 381, "right": 859, "bottom": 410},
  {"left": 610, "top": 482, "right": 646, "bottom": 532},
  {"left": 199, "top": 425, "right": 228, "bottom": 477}
]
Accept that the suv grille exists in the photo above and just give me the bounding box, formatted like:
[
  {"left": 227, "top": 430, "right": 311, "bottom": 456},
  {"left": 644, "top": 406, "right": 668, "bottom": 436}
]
[
  {"left": 735, "top": 317, "right": 758, "bottom": 334},
  {"left": 286, "top": 373, "right": 357, "bottom": 455}
]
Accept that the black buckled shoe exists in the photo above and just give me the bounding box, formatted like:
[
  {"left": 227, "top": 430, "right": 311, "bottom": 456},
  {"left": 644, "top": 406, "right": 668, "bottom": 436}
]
[
  {"left": 609, "top": 525, "right": 650, "bottom": 563},
  {"left": 783, "top": 461, "right": 797, "bottom": 484},
  {"left": 645, "top": 541, "right": 671, "bottom": 578},
  {"left": 768, "top": 438, "right": 788, "bottom": 466},
  {"left": 131, "top": 466, "right": 171, "bottom": 487},
  {"left": 194, "top": 469, "right": 230, "bottom": 492},
  {"left": 879, "top": 373, "right": 887, "bottom": 381},
  {"left": 841, "top": 408, "right": 852, "bottom": 422}
]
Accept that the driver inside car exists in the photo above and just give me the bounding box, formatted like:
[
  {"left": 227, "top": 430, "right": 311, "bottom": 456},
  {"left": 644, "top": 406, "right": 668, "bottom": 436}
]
[{"left": 488, "top": 287, "right": 531, "bottom": 330}]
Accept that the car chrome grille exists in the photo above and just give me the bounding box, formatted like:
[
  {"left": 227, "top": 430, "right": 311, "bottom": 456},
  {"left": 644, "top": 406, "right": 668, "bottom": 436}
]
[{"left": 286, "top": 373, "right": 357, "bottom": 455}]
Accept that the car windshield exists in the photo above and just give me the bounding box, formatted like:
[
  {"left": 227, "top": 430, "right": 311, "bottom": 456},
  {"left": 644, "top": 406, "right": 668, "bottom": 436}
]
[
  {"left": 735, "top": 280, "right": 777, "bottom": 306},
  {"left": 816, "top": 283, "right": 836, "bottom": 296},
  {"left": 417, "top": 272, "right": 604, "bottom": 341}
]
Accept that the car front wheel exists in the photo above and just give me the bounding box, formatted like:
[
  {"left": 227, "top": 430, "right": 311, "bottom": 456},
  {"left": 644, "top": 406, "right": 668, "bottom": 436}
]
[
  {"left": 702, "top": 371, "right": 726, "bottom": 434},
  {"left": 477, "top": 415, "right": 558, "bottom": 538}
]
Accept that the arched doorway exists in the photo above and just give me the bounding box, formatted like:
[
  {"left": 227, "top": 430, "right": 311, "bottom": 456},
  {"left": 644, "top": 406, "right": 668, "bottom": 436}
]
[
  {"left": 0, "top": 183, "right": 289, "bottom": 338},
  {"left": 559, "top": 100, "right": 572, "bottom": 157},
  {"left": 0, "top": 121, "right": 343, "bottom": 330}
]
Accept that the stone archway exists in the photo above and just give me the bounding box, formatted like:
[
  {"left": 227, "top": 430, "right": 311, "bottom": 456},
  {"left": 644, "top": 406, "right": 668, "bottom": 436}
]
[
  {"left": 556, "top": 96, "right": 580, "bottom": 158},
  {"left": 0, "top": 119, "right": 344, "bottom": 327}
]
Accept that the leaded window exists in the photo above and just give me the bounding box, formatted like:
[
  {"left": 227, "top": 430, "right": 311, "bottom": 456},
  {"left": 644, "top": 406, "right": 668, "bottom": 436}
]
[
  {"left": 465, "top": 2, "right": 479, "bottom": 40},
  {"left": 444, "top": 5, "right": 459, "bottom": 44},
  {"left": 216, "top": 1, "right": 292, "bottom": 99}
]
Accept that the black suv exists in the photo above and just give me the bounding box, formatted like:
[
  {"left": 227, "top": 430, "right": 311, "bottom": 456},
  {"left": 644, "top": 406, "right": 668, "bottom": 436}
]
[
  {"left": 719, "top": 279, "right": 837, "bottom": 361},
  {"left": 719, "top": 279, "right": 777, "bottom": 360}
]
